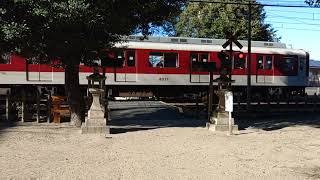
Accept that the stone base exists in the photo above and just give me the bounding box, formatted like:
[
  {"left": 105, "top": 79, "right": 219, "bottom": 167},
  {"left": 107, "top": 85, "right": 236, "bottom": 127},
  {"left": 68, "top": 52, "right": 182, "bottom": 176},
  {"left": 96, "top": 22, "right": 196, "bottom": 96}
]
[
  {"left": 81, "top": 125, "right": 110, "bottom": 135},
  {"left": 206, "top": 122, "right": 238, "bottom": 132}
]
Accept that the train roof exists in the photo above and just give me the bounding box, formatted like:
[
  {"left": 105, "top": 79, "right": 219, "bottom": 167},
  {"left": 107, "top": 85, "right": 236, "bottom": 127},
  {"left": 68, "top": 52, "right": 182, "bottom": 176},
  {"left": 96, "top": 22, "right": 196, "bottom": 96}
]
[
  {"left": 116, "top": 36, "right": 307, "bottom": 56},
  {"left": 125, "top": 35, "right": 287, "bottom": 49}
]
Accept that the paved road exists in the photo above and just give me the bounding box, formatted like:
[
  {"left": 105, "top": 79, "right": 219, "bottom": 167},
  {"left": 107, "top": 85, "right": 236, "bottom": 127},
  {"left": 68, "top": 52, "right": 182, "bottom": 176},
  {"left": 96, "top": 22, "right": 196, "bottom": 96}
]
[{"left": 108, "top": 100, "right": 206, "bottom": 134}]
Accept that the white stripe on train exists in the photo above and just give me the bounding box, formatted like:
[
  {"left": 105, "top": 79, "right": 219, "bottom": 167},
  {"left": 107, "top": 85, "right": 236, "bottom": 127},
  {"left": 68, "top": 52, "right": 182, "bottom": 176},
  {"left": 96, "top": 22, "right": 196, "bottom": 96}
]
[{"left": 0, "top": 71, "right": 307, "bottom": 87}]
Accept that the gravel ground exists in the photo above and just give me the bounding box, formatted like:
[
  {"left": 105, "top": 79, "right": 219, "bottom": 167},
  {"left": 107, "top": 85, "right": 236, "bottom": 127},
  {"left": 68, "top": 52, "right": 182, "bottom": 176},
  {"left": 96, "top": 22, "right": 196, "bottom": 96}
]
[{"left": 0, "top": 122, "right": 320, "bottom": 180}]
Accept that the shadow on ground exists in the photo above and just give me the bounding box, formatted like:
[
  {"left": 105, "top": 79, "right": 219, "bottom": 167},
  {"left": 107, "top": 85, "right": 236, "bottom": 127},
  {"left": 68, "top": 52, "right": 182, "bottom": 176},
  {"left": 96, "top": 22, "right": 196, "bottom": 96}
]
[
  {"left": 235, "top": 112, "right": 320, "bottom": 131},
  {"left": 0, "top": 121, "right": 18, "bottom": 138},
  {"left": 108, "top": 106, "right": 206, "bottom": 134}
]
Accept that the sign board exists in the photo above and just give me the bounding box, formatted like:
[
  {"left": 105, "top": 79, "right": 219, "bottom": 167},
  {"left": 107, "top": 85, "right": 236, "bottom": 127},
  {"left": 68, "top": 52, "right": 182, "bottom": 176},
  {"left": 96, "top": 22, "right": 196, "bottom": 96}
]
[{"left": 225, "top": 91, "right": 233, "bottom": 112}]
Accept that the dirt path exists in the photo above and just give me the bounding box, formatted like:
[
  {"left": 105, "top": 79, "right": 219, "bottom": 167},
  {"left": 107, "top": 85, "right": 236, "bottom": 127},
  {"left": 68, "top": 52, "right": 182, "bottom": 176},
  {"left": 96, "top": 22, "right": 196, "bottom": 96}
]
[{"left": 0, "top": 122, "right": 319, "bottom": 180}]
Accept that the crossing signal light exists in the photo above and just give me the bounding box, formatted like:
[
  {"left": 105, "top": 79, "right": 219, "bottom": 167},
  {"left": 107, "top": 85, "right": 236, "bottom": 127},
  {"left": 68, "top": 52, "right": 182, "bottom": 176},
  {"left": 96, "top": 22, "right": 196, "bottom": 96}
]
[
  {"left": 237, "top": 52, "right": 244, "bottom": 59},
  {"left": 218, "top": 51, "right": 231, "bottom": 75},
  {"left": 100, "top": 50, "right": 124, "bottom": 67}
]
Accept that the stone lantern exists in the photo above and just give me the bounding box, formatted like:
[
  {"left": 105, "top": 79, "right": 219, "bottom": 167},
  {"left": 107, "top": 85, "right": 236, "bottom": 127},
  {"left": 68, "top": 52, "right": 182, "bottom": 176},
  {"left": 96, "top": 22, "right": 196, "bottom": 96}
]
[
  {"left": 81, "top": 66, "right": 109, "bottom": 135},
  {"left": 207, "top": 76, "right": 238, "bottom": 132}
]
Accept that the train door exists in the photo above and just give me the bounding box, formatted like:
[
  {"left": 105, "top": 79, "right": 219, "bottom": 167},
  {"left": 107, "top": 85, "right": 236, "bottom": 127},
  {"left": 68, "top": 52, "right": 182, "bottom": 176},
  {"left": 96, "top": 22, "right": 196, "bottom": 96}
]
[
  {"left": 26, "top": 60, "right": 53, "bottom": 81},
  {"left": 114, "top": 50, "right": 137, "bottom": 82},
  {"left": 189, "top": 52, "right": 210, "bottom": 83},
  {"left": 256, "top": 55, "right": 274, "bottom": 84}
]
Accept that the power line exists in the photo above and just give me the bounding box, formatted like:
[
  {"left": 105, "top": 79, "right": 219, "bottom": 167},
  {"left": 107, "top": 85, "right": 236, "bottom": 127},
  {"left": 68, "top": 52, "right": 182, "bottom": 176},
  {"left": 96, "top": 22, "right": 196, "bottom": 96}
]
[
  {"left": 267, "top": 12, "right": 320, "bottom": 28},
  {"left": 273, "top": 27, "right": 320, "bottom": 31},
  {"left": 268, "top": 15, "right": 320, "bottom": 21},
  {"left": 267, "top": 9, "right": 320, "bottom": 15},
  {"left": 257, "top": 0, "right": 309, "bottom": 4},
  {"left": 266, "top": 21, "right": 320, "bottom": 26},
  {"left": 189, "top": 0, "right": 320, "bottom": 8}
]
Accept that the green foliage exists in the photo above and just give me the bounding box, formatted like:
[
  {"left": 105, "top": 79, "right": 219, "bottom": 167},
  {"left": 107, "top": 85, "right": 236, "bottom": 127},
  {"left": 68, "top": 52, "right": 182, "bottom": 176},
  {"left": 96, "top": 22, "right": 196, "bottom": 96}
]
[
  {"left": 0, "top": 0, "right": 186, "bottom": 65},
  {"left": 175, "top": 0, "right": 279, "bottom": 41}
]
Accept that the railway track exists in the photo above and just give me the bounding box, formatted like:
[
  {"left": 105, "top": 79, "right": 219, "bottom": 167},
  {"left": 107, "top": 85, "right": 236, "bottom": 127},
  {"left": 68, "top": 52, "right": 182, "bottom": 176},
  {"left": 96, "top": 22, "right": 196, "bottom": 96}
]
[{"left": 162, "top": 93, "right": 320, "bottom": 118}]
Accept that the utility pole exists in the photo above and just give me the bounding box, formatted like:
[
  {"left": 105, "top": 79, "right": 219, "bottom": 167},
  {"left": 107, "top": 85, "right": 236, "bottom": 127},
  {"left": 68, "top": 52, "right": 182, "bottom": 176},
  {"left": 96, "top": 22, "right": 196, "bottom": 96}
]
[
  {"left": 246, "top": 2, "right": 252, "bottom": 110},
  {"left": 208, "top": 70, "right": 213, "bottom": 123},
  {"left": 229, "top": 37, "right": 233, "bottom": 89}
]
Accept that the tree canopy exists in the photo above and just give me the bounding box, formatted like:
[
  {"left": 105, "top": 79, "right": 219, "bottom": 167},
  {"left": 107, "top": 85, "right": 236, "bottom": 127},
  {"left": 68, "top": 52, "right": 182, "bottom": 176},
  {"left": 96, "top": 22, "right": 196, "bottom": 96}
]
[
  {"left": 305, "top": 0, "right": 320, "bottom": 6},
  {"left": 0, "top": 0, "right": 186, "bottom": 63},
  {"left": 174, "top": 0, "right": 279, "bottom": 41},
  {"left": 0, "top": 0, "right": 186, "bottom": 126}
]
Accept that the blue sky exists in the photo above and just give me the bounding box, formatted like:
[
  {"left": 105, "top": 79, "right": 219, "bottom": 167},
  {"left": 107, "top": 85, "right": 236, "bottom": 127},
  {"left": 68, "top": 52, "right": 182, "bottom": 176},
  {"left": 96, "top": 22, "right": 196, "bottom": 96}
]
[
  {"left": 149, "top": 0, "right": 320, "bottom": 60},
  {"left": 260, "top": 0, "right": 320, "bottom": 60}
]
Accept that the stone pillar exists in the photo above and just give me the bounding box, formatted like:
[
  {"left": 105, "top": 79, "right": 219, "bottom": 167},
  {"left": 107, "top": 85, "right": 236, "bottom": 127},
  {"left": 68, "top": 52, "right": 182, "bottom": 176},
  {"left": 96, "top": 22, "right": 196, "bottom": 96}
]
[
  {"left": 207, "top": 89, "right": 238, "bottom": 132},
  {"left": 81, "top": 88, "right": 110, "bottom": 134}
]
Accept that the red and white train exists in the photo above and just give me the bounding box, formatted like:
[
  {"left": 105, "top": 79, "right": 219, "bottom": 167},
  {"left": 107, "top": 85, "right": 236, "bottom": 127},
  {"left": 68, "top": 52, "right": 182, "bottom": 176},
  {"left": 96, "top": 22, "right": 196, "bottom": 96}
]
[{"left": 0, "top": 36, "right": 309, "bottom": 97}]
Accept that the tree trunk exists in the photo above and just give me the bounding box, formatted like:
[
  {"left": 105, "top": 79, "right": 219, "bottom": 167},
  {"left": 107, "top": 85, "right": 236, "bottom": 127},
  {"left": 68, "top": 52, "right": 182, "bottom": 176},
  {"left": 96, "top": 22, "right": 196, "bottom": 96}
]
[{"left": 65, "top": 59, "right": 85, "bottom": 127}]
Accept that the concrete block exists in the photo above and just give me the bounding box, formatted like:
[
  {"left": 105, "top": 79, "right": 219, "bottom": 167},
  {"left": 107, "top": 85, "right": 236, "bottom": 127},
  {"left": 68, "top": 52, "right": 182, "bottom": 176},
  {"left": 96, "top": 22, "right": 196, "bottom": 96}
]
[
  {"left": 206, "top": 122, "right": 238, "bottom": 132},
  {"left": 81, "top": 125, "right": 110, "bottom": 135}
]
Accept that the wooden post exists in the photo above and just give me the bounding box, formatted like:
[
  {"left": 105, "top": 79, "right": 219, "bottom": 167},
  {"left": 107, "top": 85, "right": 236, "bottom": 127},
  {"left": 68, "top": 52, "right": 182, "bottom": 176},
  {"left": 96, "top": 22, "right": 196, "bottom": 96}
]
[
  {"left": 313, "top": 93, "right": 317, "bottom": 112},
  {"left": 21, "top": 90, "right": 26, "bottom": 123},
  {"left": 237, "top": 93, "right": 241, "bottom": 112},
  {"left": 286, "top": 94, "right": 289, "bottom": 112},
  {"left": 5, "top": 89, "right": 11, "bottom": 121},
  {"left": 267, "top": 94, "right": 271, "bottom": 111},
  {"left": 36, "top": 87, "right": 40, "bottom": 123},
  {"left": 196, "top": 93, "right": 199, "bottom": 116},
  {"left": 295, "top": 94, "right": 299, "bottom": 108},
  {"left": 304, "top": 93, "right": 308, "bottom": 107},
  {"left": 256, "top": 94, "right": 260, "bottom": 112},
  {"left": 5, "top": 95, "right": 9, "bottom": 121},
  {"left": 47, "top": 92, "right": 52, "bottom": 123}
]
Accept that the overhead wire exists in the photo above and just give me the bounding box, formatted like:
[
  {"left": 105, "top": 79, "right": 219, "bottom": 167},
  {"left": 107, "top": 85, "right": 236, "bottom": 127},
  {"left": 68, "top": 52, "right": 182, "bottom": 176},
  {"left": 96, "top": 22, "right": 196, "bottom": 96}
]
[
  {"left": 265, "top": 21, "right": 320, "bottom": 26},
  {"left": 272, "top": 27, "right": 320, "bottom": 31},
  {"left": 267, "top": 9, "right": 320, "bottom": 15},
  {"left": 267, "top": 15, "right": 320, "bottom": 21},
  {"left": 267, "top": 12, "right": 320, "bottom": 26},
  {"left": 189, "top": 0, "right": 319, "bottom": 8},
  {"left": 188, "top": 0, "right": 320, "bottom": 32}
]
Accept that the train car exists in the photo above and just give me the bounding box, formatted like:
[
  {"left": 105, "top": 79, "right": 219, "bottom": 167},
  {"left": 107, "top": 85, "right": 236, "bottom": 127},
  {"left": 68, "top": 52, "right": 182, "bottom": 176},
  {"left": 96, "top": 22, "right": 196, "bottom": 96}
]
[{"left": 0, "top": 36, "right": 309, "bottom": 97}]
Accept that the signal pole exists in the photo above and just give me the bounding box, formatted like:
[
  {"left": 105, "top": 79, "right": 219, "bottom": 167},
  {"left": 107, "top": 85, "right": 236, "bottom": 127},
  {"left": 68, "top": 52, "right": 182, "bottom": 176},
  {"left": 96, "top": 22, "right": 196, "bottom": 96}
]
[
  {"left": 246, "top": 2, "right": 252, "bottom": 110},
  {"left": 229, "top": 37, "right": 233, "bottom": 88}
]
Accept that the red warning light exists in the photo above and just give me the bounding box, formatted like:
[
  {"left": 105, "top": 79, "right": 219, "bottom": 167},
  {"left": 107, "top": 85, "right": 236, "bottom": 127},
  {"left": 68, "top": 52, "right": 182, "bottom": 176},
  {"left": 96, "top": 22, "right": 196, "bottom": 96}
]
[
  {"left": 107, "top": 51, "right": 116, "bottom": 59},
  {"left": 238, "top": 53, "right": 244, "bottom": 59}
]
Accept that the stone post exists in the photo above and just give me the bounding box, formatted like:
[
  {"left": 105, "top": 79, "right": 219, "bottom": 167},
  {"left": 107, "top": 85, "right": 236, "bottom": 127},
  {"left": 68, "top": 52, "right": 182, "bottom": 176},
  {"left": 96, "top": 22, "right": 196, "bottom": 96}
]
[
  {"left": 207, "top": 89, "right": 238, "bottom": 132},
  {"left": 81, "top": 88, "right": 109, "bottom": 134}
]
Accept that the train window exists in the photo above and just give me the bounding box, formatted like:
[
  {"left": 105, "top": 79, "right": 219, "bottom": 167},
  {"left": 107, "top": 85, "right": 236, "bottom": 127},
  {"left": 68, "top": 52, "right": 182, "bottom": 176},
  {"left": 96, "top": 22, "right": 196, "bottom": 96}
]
[
  {"left": 265, "top": 56, "right": 273, "bottom": 70},
  {"left": 0, "top": 53, "right": 11, "bottom": 64},
  {"left": 149, "top": 52, "right": 164, "bottom": 67},
  {"left": 200, "top": 54, "right": 208, "bottom": 62},
  {"left": 190, "top": 53, "right": 198, "bottom": 62},
  {"left": 164, "top": 53, "right": 178, "bottom": 68},
  {"left": 190, "top": 52, "right": 209, "bottom": 63},
  {"left": 115, "top": 51, "right": 124, "bottom": 67},
  {"left": 126, "top": 50, "right": 135, "bottom": 67},
  {"left": 281, "top": 56, "right": 297, "bottom": 72},
  {"left": 149, "top": 52, "right": 178, "bottom": 68},
  {"left": 257, "top": 55, "right": 263, "bottom": 69},
  {"left": 299, "top": 58, "right": 305, "bottom": 71}
]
